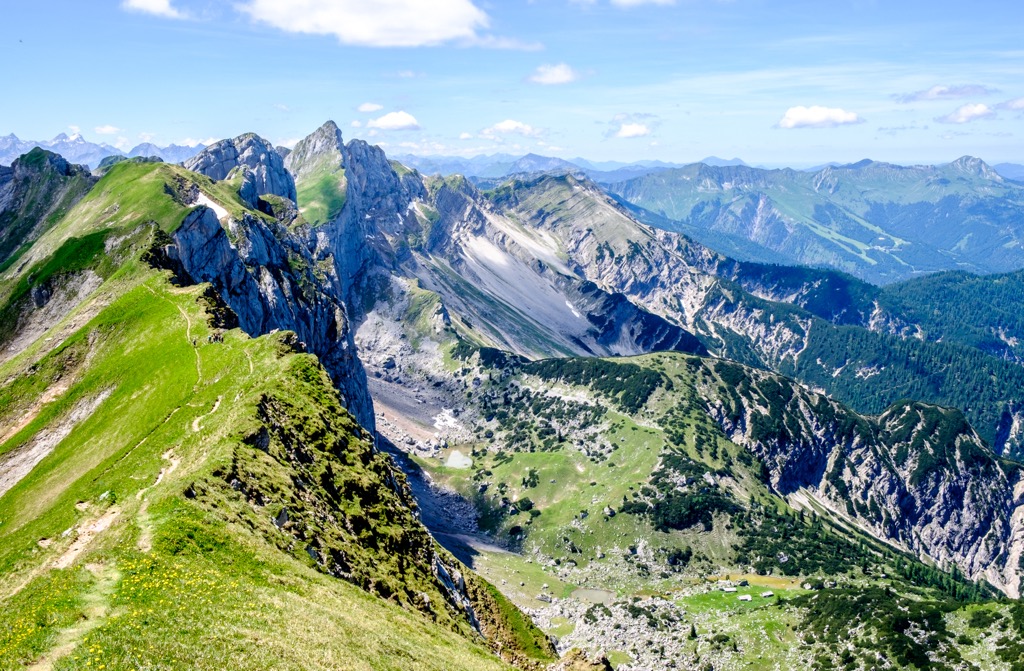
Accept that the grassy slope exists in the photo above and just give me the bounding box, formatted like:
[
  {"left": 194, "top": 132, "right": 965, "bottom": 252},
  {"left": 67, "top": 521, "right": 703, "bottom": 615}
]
[
  {"left": 0, "top": 163, "right": 523, "bottom": 670},
  {"left": 294, "top": 154, "right": 347, "bottom": 226}
]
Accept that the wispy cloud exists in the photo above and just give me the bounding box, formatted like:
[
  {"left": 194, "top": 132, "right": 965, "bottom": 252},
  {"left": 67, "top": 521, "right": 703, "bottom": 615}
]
[
  {"left": 367, "top": 111, "right": 421, "bottom": 130},
  {"left": 357, "top": 103, "right": 384, "bottom": 113},
  {"left": 935, "top": 103, "right": 995, "bottom": 124},
  {"left": 465, "top": 35, "right": 543, "bottom": 51},
  {"left": 876, "top": 123, "right": 928, "bottom": 136},
  {"left": 528, "top": 63, "right": 579, "bottom": 85},
  {"left": 895, "top": 84, "right": 999, "bottom": 103},
  {"left": 610, "top": 0, "right": 675, "bottom": 6},
  {"left": 95, "top": 125, "right": 122, "bottom": 135},
  {"left": 121, "top": 0, "right": 187, "bottom": 19},
  {"left": 570, "top": 0, "right": 675, "bottom": 5},
  {"left": 997, "top": 97, "right": 1024, "bottom": 111},
  {"left": 777, "top": 106, "right": 863, "bottom": 129}
]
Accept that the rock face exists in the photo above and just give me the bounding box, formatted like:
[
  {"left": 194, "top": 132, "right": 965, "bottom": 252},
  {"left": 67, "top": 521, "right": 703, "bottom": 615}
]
[
  {"left": 284, "top": 120, "right": 345, "bottom": 181},
  {"left": 694, "top": 360, "right": 1024, "bottom": 597},
  {"left": 184, "top": 133, "right": 296, "bottom": 207},
  {"left": 166, "top": 206, "right": 374, "bottom": 431},
  {"left": 0, "top": 148, "right": 95, "bottom": 266}
]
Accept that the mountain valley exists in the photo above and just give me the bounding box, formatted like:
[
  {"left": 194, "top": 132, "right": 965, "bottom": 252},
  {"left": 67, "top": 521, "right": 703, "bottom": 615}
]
[{"left": 2, "top": 121, "right": 1024, "bottom": 671}]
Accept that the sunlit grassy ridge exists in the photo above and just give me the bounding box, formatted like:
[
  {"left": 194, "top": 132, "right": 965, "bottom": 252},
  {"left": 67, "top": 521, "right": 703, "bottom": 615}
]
[{"left": 0, "top": 162, "right": 543, "bottom": 670}]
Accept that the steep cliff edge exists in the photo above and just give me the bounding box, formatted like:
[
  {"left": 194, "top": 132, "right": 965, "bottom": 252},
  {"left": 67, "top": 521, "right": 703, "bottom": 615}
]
[
  {"left": 0, "top": 148, "right": 94, "bottom": 267},
  {"left": 0, "top": 156, "right": 554, "bottom": 670}
]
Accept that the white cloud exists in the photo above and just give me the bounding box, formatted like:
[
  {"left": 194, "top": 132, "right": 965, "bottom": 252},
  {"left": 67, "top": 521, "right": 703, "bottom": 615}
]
[
  {"left": 68, "top": 125, "right": 80, "bottom": 135},
  {"left": 615, "top": 123, "right": 650, "bottom": 138},
  {"left": 351, "top": 120, "right": 363, "bottom": 128},
  {"left": 777, "top": 105, "right": 863, "bottom": 129},
  {"left": 998, "top": 98, "right": 1024, "bottom": 111},
  {"left": 481, "top": 119, "right": 541, "bottom": 138},
  {"left": 610, "top": 0, "right": 675, "bottom": 6},
  {"left": 367, "top": 111, "right": 421, "bottom": 131},
  {"left": 469, "top": 35, "right": 543, "bottom": 50},
  {"left": 935, "top": 103, "right": 996, "bottom": 124},
  {"left": 459, "top": 132, "right": 473, "bottom": 140},
  {"left": 239, "top": 0, "right": 489, "bottom": 47},
  {"left": 358, "top": 102, "right": 384, "bottom": 113},
  {"left": 896, "top": 84, "right": 998, "bottom": 103},
  {"left": 528, "top": 63, "right": 579, "bottom": 85},
  {"left": 114, "top": 137, "right": 131, "bottom": 150},
  {"left": 138, "top": 132, "right": 156, "bottom": 142},
  {"left": 396, "top": 70, "right": 418, "bottom": 78},
  {"left": 95, "top": 125, "right": 122, "bottom": 135},
  {"left": 122, "top": 0, "right": 187, "bottom": 19}
]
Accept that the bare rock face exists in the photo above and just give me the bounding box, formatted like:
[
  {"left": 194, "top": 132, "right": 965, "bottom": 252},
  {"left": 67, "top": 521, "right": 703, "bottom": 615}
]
[
  {"left": 165, "top": 207, "right": 374, "bottom": 431},
  {"left": 184, "top": 133, "right": 296, "bottom": 207},
  {"left": 283, "top": 120, "right": 345, "bottom": 181},
  {"left": 0, "top": 148, "right": 95, "bottom": 267},
  {"left": 289, "top": 121, "right": 426, "bottom": 318},
  {"left": 696, "top": 363, "right": 1024, "bottom": 597}
]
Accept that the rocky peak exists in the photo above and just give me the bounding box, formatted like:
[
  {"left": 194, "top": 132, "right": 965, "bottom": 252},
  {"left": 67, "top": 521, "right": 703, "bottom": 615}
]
[
  {"left": 11, "top": 147, "right": 86, "bottom": 180},
  {"left": 183, "top": 132, "right": 296, "bottom": 206},
  {"left": 950, "top": 155, "right": 1000, "bottom": 180},
  {"left": 284, "top": 120, "right": 345, "bottom": 180}
]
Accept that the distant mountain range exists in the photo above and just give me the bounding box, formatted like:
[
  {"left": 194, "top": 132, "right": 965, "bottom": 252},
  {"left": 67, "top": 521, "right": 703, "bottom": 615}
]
[
  {"left": 393, "top": 152, "right": 749, "bottom": 184},
  {"left": 995, "top": 162, "right": 1024, "bottom": 181},
  {"left": 608, "top": 156, "right": 1024, "bottom": 284},
  {"left": 0, "top": 132, "right": 205, "bottom": 168}
]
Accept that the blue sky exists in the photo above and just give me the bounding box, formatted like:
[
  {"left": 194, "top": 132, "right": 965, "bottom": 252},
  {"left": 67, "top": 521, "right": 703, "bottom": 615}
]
[{"left": 2, "top": 0, "right": 1022, "bottom": 166}]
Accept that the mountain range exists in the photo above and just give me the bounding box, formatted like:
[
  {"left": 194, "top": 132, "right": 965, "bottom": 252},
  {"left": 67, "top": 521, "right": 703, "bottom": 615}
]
[
  {"left": 3, "top": 122, "right": 1024, "bottom": 670},
  {"left": 0, "top": 132, "right": 205, "bottom": 169}
]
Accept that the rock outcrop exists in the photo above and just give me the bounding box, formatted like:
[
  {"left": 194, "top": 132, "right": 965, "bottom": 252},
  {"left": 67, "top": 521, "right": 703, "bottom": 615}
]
[
  {"left": 184, "top": 132, "right": 296, "bottom": 207},
  {"left": 0, "top": 148, "right": 94, "bottom": 266},
  {"left": 696, "top": 360, "right": 1024, "bottom": 597},
  {"left": 165, "top": 206, "right": 374, "bottom": 431}
]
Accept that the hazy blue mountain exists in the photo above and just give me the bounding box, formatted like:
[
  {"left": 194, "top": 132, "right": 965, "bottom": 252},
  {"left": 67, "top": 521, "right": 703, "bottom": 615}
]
[
  {"left": 994, "top": 162, "right": 1024, "bottom": 181},
  {"left": 608, "top": 156, "right": 1024, "bottom": 284},
  {"left": 395, "top": 152, "right": 689, "bottom": 183},
  {"left": 128, "top": 141, "right": 206, "bottom": 163},
  {"left": 699, "top": 156, "right": 748, "bottom": 167},
  {"left": 0, "top": 132, "right": 124, "bottom": 168},
  {"left": 0, "top": 133, "right": 208, "bottom": 168}
]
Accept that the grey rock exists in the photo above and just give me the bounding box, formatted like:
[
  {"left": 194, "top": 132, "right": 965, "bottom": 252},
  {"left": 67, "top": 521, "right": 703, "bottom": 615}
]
[
  {"left": 184, "top": 132, "right": 296, "bottom": 206},
  {"left": 167, "top": 206, "right": 374, "bottom": 430}
]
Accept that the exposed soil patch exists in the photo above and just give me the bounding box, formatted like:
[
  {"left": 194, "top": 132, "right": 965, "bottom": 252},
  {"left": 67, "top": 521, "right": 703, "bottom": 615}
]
[
  {"left": 0, "top": 389, "right": 113, "bottom": 499},
  {"left": 52, "top": 506, "right": 120, "bottom": 570},
  {"left": 1, "top": 270, "right": 104, "bottom": 365}
]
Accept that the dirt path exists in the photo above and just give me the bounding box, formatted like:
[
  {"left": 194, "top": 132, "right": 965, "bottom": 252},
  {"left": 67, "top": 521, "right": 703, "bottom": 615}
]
[
  {"left": 192, "top": 396, "right": 222, "bottom": 433},
  {"left": 26, "top": 562, "right": 121, "bottom": 671},
  {"left": 136, "top": 450, "right": 180, "bottom": 553},
  {"left": 143, "top": 284, "right": 202, "bottom": 388},
  {"left": 53, "top": 507, "right": 120, "bottom": 570}
]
